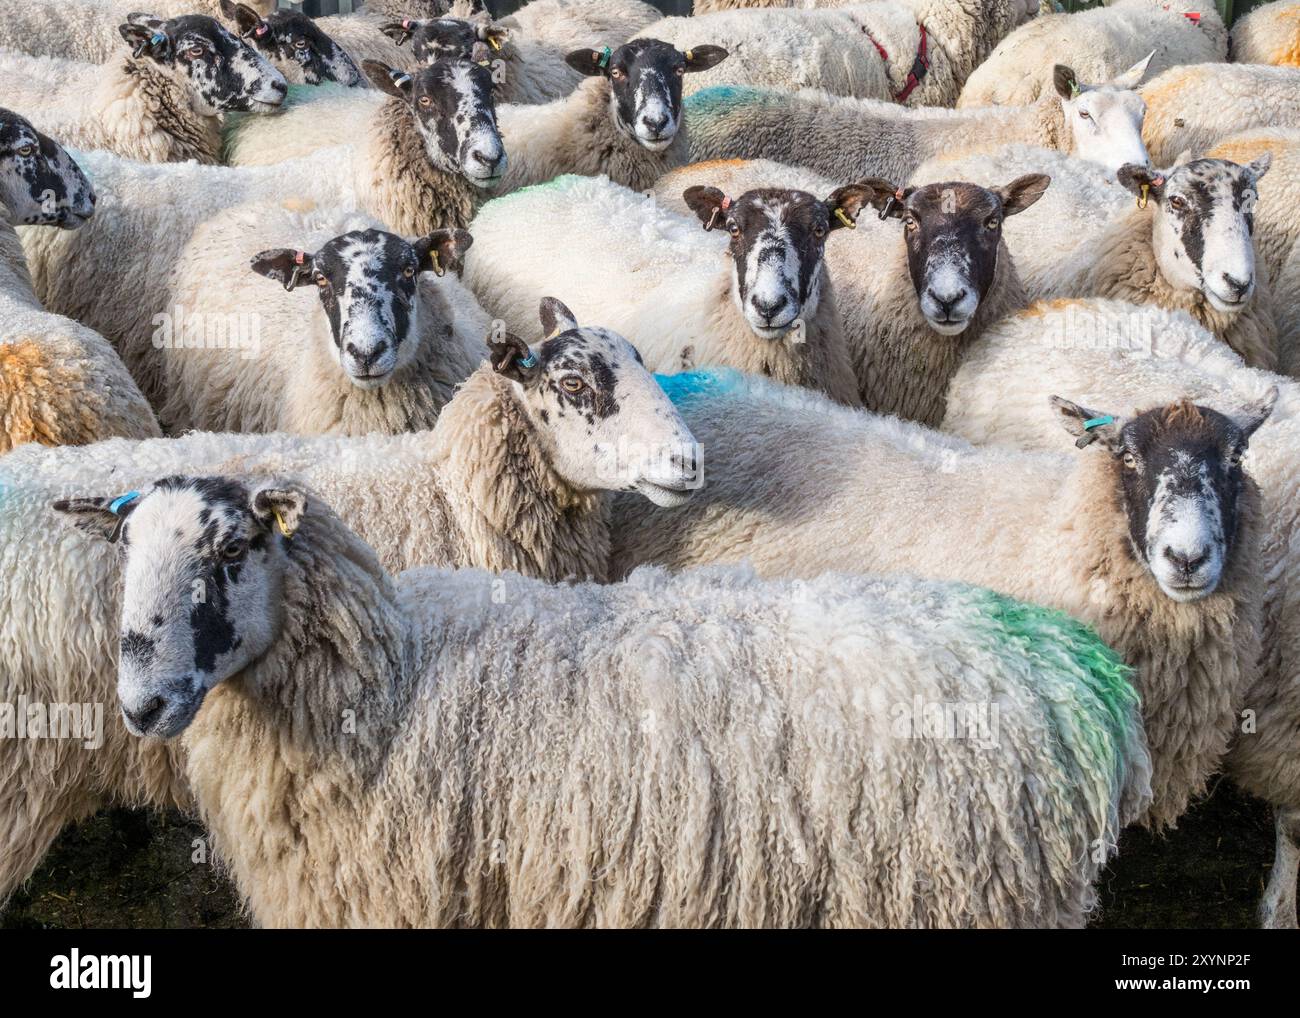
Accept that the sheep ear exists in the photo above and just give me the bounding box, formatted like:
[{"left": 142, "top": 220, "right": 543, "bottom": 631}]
[
  {"left": 488, "top": 331, "right": 541, "bottom": 386},
  {"left": 119, "top": 20, "right": 172, "bottom": 62},
  {"left": 379, "top": 20, "right": 419, "bottom": 46},
  {"left": 411, "top": 229, "right": 472, "bottom": 277},
  {"left": 539, "top": 296, "right": 579, "bottom": 338},
  {"left": 50, "top": 493, "right": 139, "bottom": 543},
  {"left": 477, "top": 23, "right": 510, "bottom": 49},
  {"left": 683, "top": 45, "right": 729, "bottom": 72},
  {"left": 1053, "top": 64, "right": 1081, "bottom": 101},
  {"left": 1117, "top": 164, "right": 1167, "bottom": 203},
  {"left": 224, "top": 2, "right": 267, "bottom": 41},
  {"left": 1109, "top": 50, "right": 1155, "bottom": 91},
  {"left": 682, "top": 186, "right": 733, "bottom": 231},
  {"left": 1245, "top": 151, "right": 1273, "bottom": 183},
  {"left": 1231, "top": 386, "right": 1279, "bottom": 440},
  {"left": 565, "top": 47, "right": 616, "bottom": 77},
  {"left": 250, "top": 248, "right": 315, "bottom": 291},
  {"left": 858, "top": 177, "right": 909, "bottom": 219},
  {"left": 251, "top": 486, "right": 308, "bottom": 539},
  {"left": 997, "top": 174, "right": 1051, "bottom": 217},
  {"left": 825, "top": 183, "right": 873, "bottom": 230},
  {"left": 363, "top": 60, "right": 413, "bottom": 99},
  {"left": 1051, "top": 396, "right": 1124, "bottom": 451}
]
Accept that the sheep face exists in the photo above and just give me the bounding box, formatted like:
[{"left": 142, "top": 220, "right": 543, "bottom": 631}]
[
  {"left": 251, "top": 227, "right": 472, "bottom": 389},
  {"left": 866, "top": 177, "right": 1050, "bottom": 336},
  {"left": 237, "top": 7, "right": 364, "bottom": 87},
  {"left": 1052, "top": 392, "right": 1277, "bottom": 602},
  {"left": 51, "top": 477, "right": 306, "bottom": 740},
  {"left": 365, "top": 58, "right": 506, "bottom": 187},
  {"left": 488, "top": 298, "right": 701, "bottom": 508},
  {"left": 0, "top": 110, "right": 95, "bottom": 228},
  {"left": 683, "top": 185, "right": 871, "bottom": 340},
  {"left": 381, "top": 16, "right": 508, "bottom": 69},
  {"left": 566, "top": 40, "right": 729, "bottom": 152},
  {"left": 1053, "top": 58, "right": 1152, "bottom": 176},
  {"left": 118, "top": 14, "right": 288, "bottom": 114},
  {"left": 1118, "top": 156, "right": 1273, "bottom": 314}
]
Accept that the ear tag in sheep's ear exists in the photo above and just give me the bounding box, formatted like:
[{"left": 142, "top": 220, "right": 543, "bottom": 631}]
[
  {"left": 402, "top": 18, "right": 412, "bottom": 28},
  {"left": 597, "top": 46, "right": 612, "bottom": 69},
  {"left": 488, "top": 34, "right": 502, "bottom": 51},
  {"left": 685, "top": 49, "right": 694, "bottom": 61},
  {"left": 390, "top": 69, "right": 412, "bottom": 89},
  {"left": 109, "top": 491, "right": 141, "bottom": 515},
  {"left": 705, "top": 194, "right": 732, "bottom": 231},
  {"left": 150, "top": 32, "right": 166, "bottom": 46},
  {"left": 1137, "top": 176, "right": 1163, "bottom": 210},
  {"left": 272, "top": 507, "right": 297, "bottom": 540},
  {"left": 517, "top": 352, "right": 538, "bottom": 369},
  {"left": 1075, "top": 415, "right": 1115, "bottom": 449},
  {"left": 430, "top": 250, "right": 443, "bottom": 277},
  {"left": 833, "top": 207, "right": 856, "bottom": 230},
  {"left": 287, "top": 250, "right": 309, "bottom": 289},
  {"left": 879, "top": 188, "right": 904, "bottom": 221},
  {"left": 255, "top": 21, "right": 269, "bottom": 37}
]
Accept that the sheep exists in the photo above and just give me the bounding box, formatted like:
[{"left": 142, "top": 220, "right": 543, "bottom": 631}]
[
  {"left": 651, "top": 160, "right": 1046, "bottom": 426},
  {"left": 1208, "top": 129, "right": 1300, "bottom": 288},
  {"left": 1230, "top": 1, "right": 1300, "bottom": 68},
  {"left": 136, "top": 202, "right": 488, "bottom": 436},
  {"left": 0, "top": 14, "right": 287, "bottom": 166},
  {"left": 957, "top": 0, "right": 1226, "bottom": 109},
  {"left": 486, "top": 0, "right": 663, "bottom": 51},
  {"left": 937, "top": 295, "right": 1300, "bottom": 926},
  {"left": 0, "top": 109, "right": 159, "bottom": 452},
  {"left": 0, "top": 0, "right": 274, "bottom": 63},
  {"left": 463, "top": 174, "right": 866, "bottom": 405},
  {"left": 22, "top": 57, "right": 505, "bottom": 361},
  {"left": 242, "top": 7, "right": 365, "bottom": 87},
  {"left": 685, "top": 56, "right": 1154, "bottom": 184},
  {"left": 307, "top": 1, "right": 469, "bottom": 70},
  {"left": 0, "top": 300, "right": 703, "bottom": 904},
  {"left": 223, "top": 39, "right": 727, "bottom": 199},
  {"left": 610, "top": 367, "right": 1272, "bottom": 833},
  {"left": 644, "top": 0, "right": 1031, "bottom": 107},
  {"left": 1021, "top": 157, "right": 1279, "bottom": 370},
  {"left": 52, "top": 473, "right": 1150, "bottom": 928},
  {"left": 1141, "top": 62, "right": 1300, "bottom": 166}
]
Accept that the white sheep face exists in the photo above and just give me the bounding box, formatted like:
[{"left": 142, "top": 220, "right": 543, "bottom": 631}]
[
  {"left": 51, "top": 478, "right": 305, "bottom": 740},
  {"left": 489, "top": 300, "right": 702, "bottom": 507}
]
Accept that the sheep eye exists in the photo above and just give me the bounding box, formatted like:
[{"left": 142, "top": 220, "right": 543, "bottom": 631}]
[
  {"left": 674, "top": 66, "right": 685, "bottom": 76},
  {"left": 222, "top": 540, "right": 246, "bottom": 561},
  {"left": 1122, "top": 452, "right": 1138, "bottom": 470},
  {"left": 813, "top": 225, "right": 826, "bottom": 238},
  {"left": 418, "top": 95, "right": 432, "bottom": 107},
  {"left": 1168, "top": 195, "right": 1186, "bottom": 211},
  {"left": 560, "top": 376, "right": 585, "bottom": 394},
  {"left": 726, "top": 221, "right": 740, "bottom": 237},
  {"left": 1078, "top": 110, "right": 1091, "bottom": 121},
  {"left": 15, "top": 144, "right": 35, "bottom": 157},
  {"left": 904, "top": 216, "right": 918, "bottom": 231},
  {"left": 402, "top": 265, "right": 416, "bottom": 278},
  {"left": 985, "top": 216, "right": 1001, "bottom": 231},
  {"left": 315, "top": 274, "right": 328, "bottom": 287},
  {"left": 294, "top": 40, "right": 309, "bottom": 51},
  {"left": 186, "top": 45, "right": 204, "bottom": 59},
  {"left": 1228, "top": 449, "right": 1244, "bottom": 467},
  {"left": 610, "top": 68, "right": 625, "bottom": 80}
]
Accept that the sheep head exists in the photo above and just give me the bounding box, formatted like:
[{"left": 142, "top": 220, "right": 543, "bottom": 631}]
[{"left": 0, "top": 109, "right": 95, "bottom": 228}]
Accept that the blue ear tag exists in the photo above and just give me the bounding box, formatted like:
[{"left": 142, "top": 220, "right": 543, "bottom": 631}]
[
  {"left": 150, "top": 32, "right": 166, "bottom": 45},
  {"left": 1083, "top": 415, "right": 1114, "bottom": 431},
  {"left": 109, "top": 491, "right": 141, "bottom": 515},
  {"left": 518, "top": 353, "right": 537, "bottom": 369},
  {"left": 597, "top": 46, "right": 612, "bottom": 69}
]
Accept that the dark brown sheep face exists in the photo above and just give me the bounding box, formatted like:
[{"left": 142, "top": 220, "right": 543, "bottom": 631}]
[
  {"left": 52, "top": 477, "right": 307, "bottom": 740},
  {"left": 250, "top": 226, "right": 471, "bottom": 388},
  {"left": 364, "top": 57, "right": 505, "bottom": 187},
  {"left": 1118, "top": 156, "right": 1273, "bottom": 313},
  {"left": 234, "top": 6, "right": 363, "bottom": 87},
  {"left": 682, "top": 184, "right": 872, "bottom": 339},
  {"left": 488, "top": 298, "right": 701, "bottom": 507},
  {"left": 865, "top": 177, "right": 1050, "bottom": 336},
  {"left": 118, "top": 13, "right": 287, "bottom": 113},
  {"left": 1053, "top": 391, "right": 1277, "bottom": 602},
  {"left": 565, "top": 39, "right": 728, "bottom": 151},
  {"left": 0, "top": 108, "right": 95, "bottom": 228}
]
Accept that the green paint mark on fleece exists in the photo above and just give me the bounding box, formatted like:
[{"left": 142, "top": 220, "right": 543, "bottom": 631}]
[
  {"left": 974, "top": 587, "right": 1147, "bottom": 843},
  {"left": 685, "top": 85, "right": 778, "bottom": 119}
]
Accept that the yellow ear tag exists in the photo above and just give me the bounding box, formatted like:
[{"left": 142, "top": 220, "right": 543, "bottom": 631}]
[
  {"left": 1138, "top": 182, "right": 1150, "bottom": 210},
  {"left": 273, "top": 507, "right": 296, "bottom": 540},
  {"left": 685, "top": 49, "right": 693, "bottom": 61},
  {"left": 834, "top": 207, "right": 856, "bottom": 230},
  {"left": 431, "top": 250, "right": 443, "bottom": 276},
  {"left": 488, "top": 34, "right": 502, "bottom": 51}
]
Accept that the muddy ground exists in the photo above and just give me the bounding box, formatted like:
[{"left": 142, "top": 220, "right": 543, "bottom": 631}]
[{"left": 1, "top": 779, "right": 1275, "bottom": 929}]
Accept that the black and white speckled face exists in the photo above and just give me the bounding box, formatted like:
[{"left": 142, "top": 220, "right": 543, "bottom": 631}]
[
  {"left": 118, "top": 13, "right": 287, "bottom": 114},
  {"left": 1054, "top": 392, "right": 1275, "bottom": 601},
  {"left": 365, "top": 57, "right": 505, "bottom": 187},
  {"left": 1054, "top": 57, "right": 1151, "bottom": 175},
  {"left": 869, "top": 177, "right": 1049, "bottom": 335},
  {"left": 251, "top": 226, "right": 471, "bottom": 388},
  {"left": 488, "top": 298, "right": 700, "bottom": 506},
  {"left": 240, "top": 7, "right": 363, "bottom": 87},
  {"left": 566, "top": 39, "right": 728, "bottom": 151},
  {"left": 382, "top": 16, "right": 506, "bottom": 68},
  {"left": 0, "top": 109, "right": 95, "bottom": 228},
  {"left": 683, "top": 184, "right": 870, "bottom": 339},
  {"left": 51, "top": 477, "right": 307, "bottom": 739},
  {"left": 1118, "top": 156, "right": 1273, "bottom": 313}
]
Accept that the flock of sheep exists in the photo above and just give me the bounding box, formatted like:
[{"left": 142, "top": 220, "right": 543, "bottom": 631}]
[{"left": 1, "top": 0, "right": 1299, "bottom": 929}]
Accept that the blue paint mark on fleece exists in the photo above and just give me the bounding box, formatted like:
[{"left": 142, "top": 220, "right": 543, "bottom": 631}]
[
  {"left": 684, "top": 85, "right": 772, "bottom": 118},
  {"left": 654, "top": 368, "right": 746, "bottom": 407}
]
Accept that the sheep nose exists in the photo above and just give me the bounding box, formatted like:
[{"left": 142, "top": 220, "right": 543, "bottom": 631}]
[
  {"left": 641, "top": 111, "right": 670, "bottom": 134},
  {"left": 750, "top": 293, "right": 787, "bottom": 320},
  {"left": 270, "top": 78, "right": 288, "bottom": 96},
  {"left": 123, "top": 697, "right": 165, "bottom": 732},
  {"left": 927, "top": 287, "right": 969, "bottom": 315},
  {"left": 87, "top": 191, "right": 97, "bottom": 206},
  {"left": 347, "top": 341, "right": 388, "bottom": 371},
  {"left": 470, "top": 148, "right": 501, "bottom": 171},
  {"left": 1220, "top": 272, "right": 1252, "bottom": 301},
  {"left": 1163, "top": 546, "right": 1209, "bottom": 576},
  {"left": 671, "top": 449, "right": 698, "bottom": 476}
]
